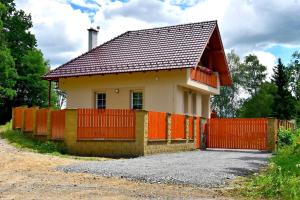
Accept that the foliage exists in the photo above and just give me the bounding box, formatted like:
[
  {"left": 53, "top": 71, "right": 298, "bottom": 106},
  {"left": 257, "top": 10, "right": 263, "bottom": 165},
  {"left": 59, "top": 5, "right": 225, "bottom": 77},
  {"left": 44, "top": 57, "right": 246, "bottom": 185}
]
[
  {"left": 0, "top": 129, "right": 67, "bottom": 154},
  {"left": 240, "top": 130, "right": 300, "bottom": 200},
  {"left": 0, "top": 0, "right": 58, "bottom": 124},
  {"left": 239, "top": 54, "right": 267, "bottom": 96},
  {"left": 239, "top": 82, "right": 277, "bottom": 118},
  {"left": 212, "top": 50, "right": 243, "bottom": 117},
  {"left": 13, "top": 49, "right": 53, "bottom": 107},
  {"left": 0, "top": 0, "right": 36, "bottom": 63},
  {"left": 289, "top": 51, "right": 300, "bottom": 100},
  {"left": 0, "top": 2, "right": 18, "bottom": 123},
  {"left": 272, "top": 59, "right": 295, "bottom": 120},
  {"left": 289, "top": 51, "right": 300, "bottom": 123},
  {"left": 278, "top": 128, "right": 296, "bottom": 146},
  {"left": 0, "top": 44, "right": 17, "bottom": 104}
]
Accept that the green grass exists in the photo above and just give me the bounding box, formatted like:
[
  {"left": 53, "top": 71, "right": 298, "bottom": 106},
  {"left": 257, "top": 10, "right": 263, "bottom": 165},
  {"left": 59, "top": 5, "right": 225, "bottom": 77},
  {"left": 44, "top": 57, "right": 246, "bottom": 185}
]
[
  {"left": 0, "top": 122, "right": 109, "bottom": 161},
  {"left": 238, "top": 129, "right": 300, "bottom": 200},
  {"left": 0, "top": 123, "right": 67, "bottom": 155}
]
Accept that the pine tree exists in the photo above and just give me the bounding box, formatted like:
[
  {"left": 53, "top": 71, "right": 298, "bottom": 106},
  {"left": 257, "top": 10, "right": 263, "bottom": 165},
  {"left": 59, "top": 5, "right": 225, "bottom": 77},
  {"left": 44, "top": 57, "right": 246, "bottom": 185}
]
[{"left": 272, "top": 58, "right": 295, "bottom": 119}]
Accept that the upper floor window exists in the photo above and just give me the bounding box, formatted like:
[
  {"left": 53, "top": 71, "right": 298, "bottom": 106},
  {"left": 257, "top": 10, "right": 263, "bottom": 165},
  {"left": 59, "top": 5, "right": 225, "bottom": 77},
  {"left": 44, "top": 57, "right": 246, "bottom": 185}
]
[
  {"left": 96, "top": 93, "right": 106, "bottom": 109},
  {"left": 131, "top": 91, "right": 143, "bottom": 110}
]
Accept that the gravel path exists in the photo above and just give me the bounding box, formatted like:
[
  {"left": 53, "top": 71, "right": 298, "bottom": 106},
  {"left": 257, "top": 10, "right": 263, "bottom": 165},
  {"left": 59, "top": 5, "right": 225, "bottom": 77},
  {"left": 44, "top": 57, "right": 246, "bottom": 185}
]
[{"left": 59, "top": 149, "right": 271, "bottom": 187}]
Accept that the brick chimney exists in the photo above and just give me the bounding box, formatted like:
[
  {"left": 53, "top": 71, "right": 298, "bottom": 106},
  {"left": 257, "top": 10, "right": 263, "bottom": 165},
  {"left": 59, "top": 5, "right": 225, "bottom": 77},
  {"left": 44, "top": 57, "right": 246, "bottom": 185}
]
[{"left": 88, "top": 26, "right": 99, "bottom": 51}]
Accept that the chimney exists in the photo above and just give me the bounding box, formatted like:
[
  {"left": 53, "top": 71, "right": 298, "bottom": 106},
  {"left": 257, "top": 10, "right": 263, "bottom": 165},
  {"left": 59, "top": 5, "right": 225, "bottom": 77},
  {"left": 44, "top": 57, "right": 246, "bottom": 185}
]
[{"left": 88, "top": 26, "right": 99, "bottom": 51}]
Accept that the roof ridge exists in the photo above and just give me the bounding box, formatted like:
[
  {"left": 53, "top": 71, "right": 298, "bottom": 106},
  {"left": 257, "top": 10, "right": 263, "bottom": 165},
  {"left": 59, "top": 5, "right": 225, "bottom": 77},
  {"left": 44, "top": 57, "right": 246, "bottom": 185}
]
[{"left": 128, "top": 20, "right": 217, "bottom": 33}]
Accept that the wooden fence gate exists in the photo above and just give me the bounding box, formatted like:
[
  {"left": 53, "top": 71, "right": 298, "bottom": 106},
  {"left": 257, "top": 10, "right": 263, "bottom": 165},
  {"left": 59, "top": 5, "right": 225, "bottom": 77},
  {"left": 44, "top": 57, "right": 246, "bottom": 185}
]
[{"left": 206, "top": 118, "right": 268, "bottom": 150}]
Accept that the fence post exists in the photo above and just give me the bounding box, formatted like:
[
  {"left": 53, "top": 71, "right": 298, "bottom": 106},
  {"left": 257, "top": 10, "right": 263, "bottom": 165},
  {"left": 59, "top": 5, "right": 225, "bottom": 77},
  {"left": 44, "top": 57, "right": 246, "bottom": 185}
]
[
  {"left": 32, "top": 106, "right": 39, "bottom": 136},
  {"left": 135, "top": 110, "right": 147, "bottom": 156},
  {"left": 267, "top": 118, "right": 278, "bottom": 153},
  {"left": 46, "top": 108, "right": 52, "bottom": 140},
  {"left": 63, "top": 109, "right": 78, "bottom": 152},
  {"left": 21, "top": 107, "right": 27, "bottom": 132},
  {"left": 185, "top": 115, "right": 189, "bottom": 143},
  {"left": 12, "top": 107, "right": 15, "bottom": 130},
  {"left": 200, "top": 118, "right": 207, "bottom": 149},
  {"left": 167, "top": 113, "right": 171, "bottom": 144}
]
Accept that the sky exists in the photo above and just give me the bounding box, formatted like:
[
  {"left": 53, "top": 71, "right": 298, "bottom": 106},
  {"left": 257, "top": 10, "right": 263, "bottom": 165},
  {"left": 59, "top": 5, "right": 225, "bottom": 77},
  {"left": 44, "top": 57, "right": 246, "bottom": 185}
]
[{"left": 15, "top": 0, "right": 300, "bottom": 77}]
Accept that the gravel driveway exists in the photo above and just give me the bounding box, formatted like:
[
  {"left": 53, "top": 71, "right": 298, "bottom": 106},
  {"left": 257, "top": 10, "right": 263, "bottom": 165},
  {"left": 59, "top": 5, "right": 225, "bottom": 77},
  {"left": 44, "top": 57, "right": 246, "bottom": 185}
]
[{"left": 59, "top": 149, "right": 271, "bottom": 187}]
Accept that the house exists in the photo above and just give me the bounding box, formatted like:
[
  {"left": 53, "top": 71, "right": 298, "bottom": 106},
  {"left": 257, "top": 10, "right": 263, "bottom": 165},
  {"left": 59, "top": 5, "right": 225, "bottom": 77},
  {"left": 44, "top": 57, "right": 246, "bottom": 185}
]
[{"left": 43, "top": 20, "right": 232, "bottom": 118}]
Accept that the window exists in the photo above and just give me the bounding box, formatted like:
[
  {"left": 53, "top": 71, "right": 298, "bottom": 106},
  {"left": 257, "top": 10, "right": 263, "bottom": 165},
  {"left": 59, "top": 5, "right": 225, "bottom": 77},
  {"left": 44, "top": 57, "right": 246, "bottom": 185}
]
[
  {"left": 131, "top": 91, "right": 143, "bottom": 109},
  {"left": 96, "top": 93, "right": 106, "bottom": 109}
]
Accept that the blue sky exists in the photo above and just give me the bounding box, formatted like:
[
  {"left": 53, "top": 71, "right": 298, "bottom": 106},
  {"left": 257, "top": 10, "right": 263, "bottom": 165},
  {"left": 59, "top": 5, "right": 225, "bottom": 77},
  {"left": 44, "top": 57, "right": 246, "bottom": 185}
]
[
  {"left": 15, "top": 0, "right": 300, "bottom": 73},
  {"left": 266, "top": 45, "right": 299, "bottom": 65}
]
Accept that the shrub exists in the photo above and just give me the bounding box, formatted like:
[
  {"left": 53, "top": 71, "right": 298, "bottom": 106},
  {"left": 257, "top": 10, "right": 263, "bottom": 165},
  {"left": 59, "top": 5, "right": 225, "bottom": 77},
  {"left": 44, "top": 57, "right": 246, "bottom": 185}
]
[
  {"left": 278, "top": 128, "right": 295, "bottom": 146},
  {"left": 240, "top": 129, "right": 300, "bottom": 200}
]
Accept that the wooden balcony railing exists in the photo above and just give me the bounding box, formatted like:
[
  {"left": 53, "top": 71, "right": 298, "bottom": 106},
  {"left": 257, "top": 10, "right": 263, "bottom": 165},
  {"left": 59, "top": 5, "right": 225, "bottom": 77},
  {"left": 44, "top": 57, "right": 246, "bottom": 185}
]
[{"left": 190, "top": 67, "right": 218, "bottom": 88}]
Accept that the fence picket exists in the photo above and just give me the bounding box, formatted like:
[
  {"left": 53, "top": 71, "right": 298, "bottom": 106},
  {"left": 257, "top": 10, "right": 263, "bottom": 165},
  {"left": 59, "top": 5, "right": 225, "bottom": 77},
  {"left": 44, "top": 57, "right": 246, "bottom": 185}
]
[
  {"left": 77, "top": 109, "right": 135, "bottom": 140},
  {"left": 206, "top": 118, "right": 268, "bottom": 150}
]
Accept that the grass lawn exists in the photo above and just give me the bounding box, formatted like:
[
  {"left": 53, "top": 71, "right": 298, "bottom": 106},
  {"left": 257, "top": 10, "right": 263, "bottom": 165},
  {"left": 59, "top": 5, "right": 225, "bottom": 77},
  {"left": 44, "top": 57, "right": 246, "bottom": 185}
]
[
  {"left": 235, "top": 128, "right": 300, "bottom": 200},
  {"left": 0, "top": 122, "right": 109, "bottom": 161}
]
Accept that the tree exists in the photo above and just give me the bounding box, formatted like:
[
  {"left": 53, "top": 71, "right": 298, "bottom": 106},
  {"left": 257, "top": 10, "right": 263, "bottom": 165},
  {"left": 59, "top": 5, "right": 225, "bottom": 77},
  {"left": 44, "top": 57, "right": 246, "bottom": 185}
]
[
  {"left": 211, "top": 50, "right": 243, "bottom": 117},
  {"left": 0, "top": 0, "right": 57, "bottom": 124},
  {"left": 239, "top": 83, "right": 277, "bottom": 118},
  {"left": 239, "top": 54, "right": 267, "bottom": 96},
  {"left": 1, "top": 0, "right": 36, "bottom": 64},
  {"left": 288, "top": 51, "right": 300, "bottom": 123},
  {"left": 0, "top": 2, "right": 17, "bottom": 124},
  {"left": 272, "top": 58, "right": 295, "bottom": 120},
  {"left": 13, "top": 50, "right": 54, "bottom": 107},
  {"left": 289, "top": 51, "right": 300, "bottom": 100}
]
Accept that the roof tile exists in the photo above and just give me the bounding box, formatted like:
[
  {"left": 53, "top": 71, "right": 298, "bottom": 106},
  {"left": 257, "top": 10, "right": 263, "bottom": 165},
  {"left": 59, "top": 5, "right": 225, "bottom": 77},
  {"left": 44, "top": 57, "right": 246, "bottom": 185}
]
[{"left": 43, "top": 21, "right": 217, "bottom": 79}]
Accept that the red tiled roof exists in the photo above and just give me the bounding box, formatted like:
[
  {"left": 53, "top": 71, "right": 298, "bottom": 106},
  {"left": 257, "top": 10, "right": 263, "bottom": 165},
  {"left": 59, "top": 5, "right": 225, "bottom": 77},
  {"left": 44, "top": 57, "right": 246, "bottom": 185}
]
[{"left": 43, "top": 21, "right": 230, "bottom": 85}]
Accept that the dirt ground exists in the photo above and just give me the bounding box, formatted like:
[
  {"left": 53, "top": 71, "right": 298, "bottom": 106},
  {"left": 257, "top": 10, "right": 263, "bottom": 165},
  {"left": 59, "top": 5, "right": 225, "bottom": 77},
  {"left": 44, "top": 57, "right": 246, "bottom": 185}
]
[{"left": 0, "top": 138, "right": 233, "bottom": 200}]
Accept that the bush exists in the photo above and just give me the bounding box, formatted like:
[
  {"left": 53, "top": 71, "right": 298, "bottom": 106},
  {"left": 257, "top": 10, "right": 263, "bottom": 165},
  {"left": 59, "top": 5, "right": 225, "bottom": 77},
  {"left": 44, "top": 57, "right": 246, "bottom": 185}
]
[
  {"left": 278, "top": 128, "right": 295, "bottom": 146},
  {"left": 240, "top": 129, "right": 300, "bottom": 200}
]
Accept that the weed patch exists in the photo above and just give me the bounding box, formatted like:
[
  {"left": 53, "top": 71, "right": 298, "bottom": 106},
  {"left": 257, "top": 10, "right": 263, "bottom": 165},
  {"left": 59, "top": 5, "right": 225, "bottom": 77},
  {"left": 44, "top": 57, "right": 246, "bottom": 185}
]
[
  {"left": 0, "top": 128, "right": 67, "bottom": 155},
  {"left": 239, "top": 129, "right": 300, "bottom": 200}
]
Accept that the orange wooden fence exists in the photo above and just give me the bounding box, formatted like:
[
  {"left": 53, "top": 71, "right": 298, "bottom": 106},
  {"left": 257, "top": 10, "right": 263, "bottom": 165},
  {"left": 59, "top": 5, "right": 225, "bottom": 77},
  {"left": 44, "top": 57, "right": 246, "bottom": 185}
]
[
  {"left": 13, "top": 107, "right": 26, "bottom": 129},
  {"left": 23, "top": 108, "right": 35, "bottom": 132},
  {"left": 206, "top": 118, "right": 268, "bottom": 150},
  {"left": 77, "top": 109, "right": 135, "bottom": 139},
  {"left": 148, "top": 111, "right": 167, "bottom": 140},
  {"left": 51, "top": 110, "right": 65, "bottom": 140},
  {"left": 36, "top": 109, "right": 49, "bottom": 135},
  {"left": 190, "top": 68, "right": 218, "bottom": 88},
  {"left": 278, "top": 120, "right": 296, "bottom": 130},
  {"left": 171, "top": 114, "right": 186, "bottom": 139}
]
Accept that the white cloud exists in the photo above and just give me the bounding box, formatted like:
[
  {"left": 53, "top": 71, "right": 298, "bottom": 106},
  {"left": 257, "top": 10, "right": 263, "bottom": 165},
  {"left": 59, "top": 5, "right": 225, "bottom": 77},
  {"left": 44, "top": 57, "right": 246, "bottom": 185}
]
[
  {"left": 181, "top": 0, "right": 230, "bottom": 23},
  {"left": 15, "top": 0, "right": 300, "bottom": 70},
  {"left": 16, "top": 0, "right": 91, "bottom": 67}
]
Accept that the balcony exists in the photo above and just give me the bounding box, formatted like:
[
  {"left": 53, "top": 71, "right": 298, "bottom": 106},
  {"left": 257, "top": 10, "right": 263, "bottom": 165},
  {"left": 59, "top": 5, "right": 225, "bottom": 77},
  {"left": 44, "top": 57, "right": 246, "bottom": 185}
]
[{"left": 190, "top": 67, "right": 218, "bottom": 88}]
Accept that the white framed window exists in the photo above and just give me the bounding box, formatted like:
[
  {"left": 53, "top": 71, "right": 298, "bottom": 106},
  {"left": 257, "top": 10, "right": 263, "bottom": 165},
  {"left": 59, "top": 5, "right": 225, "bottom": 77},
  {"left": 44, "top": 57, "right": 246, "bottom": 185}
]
[
  {"left": 96, "top": 93, "right": 106, "bottom": 109},
  {"left": 131, "top": 91, "right": 143, "bottom": 110}
]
